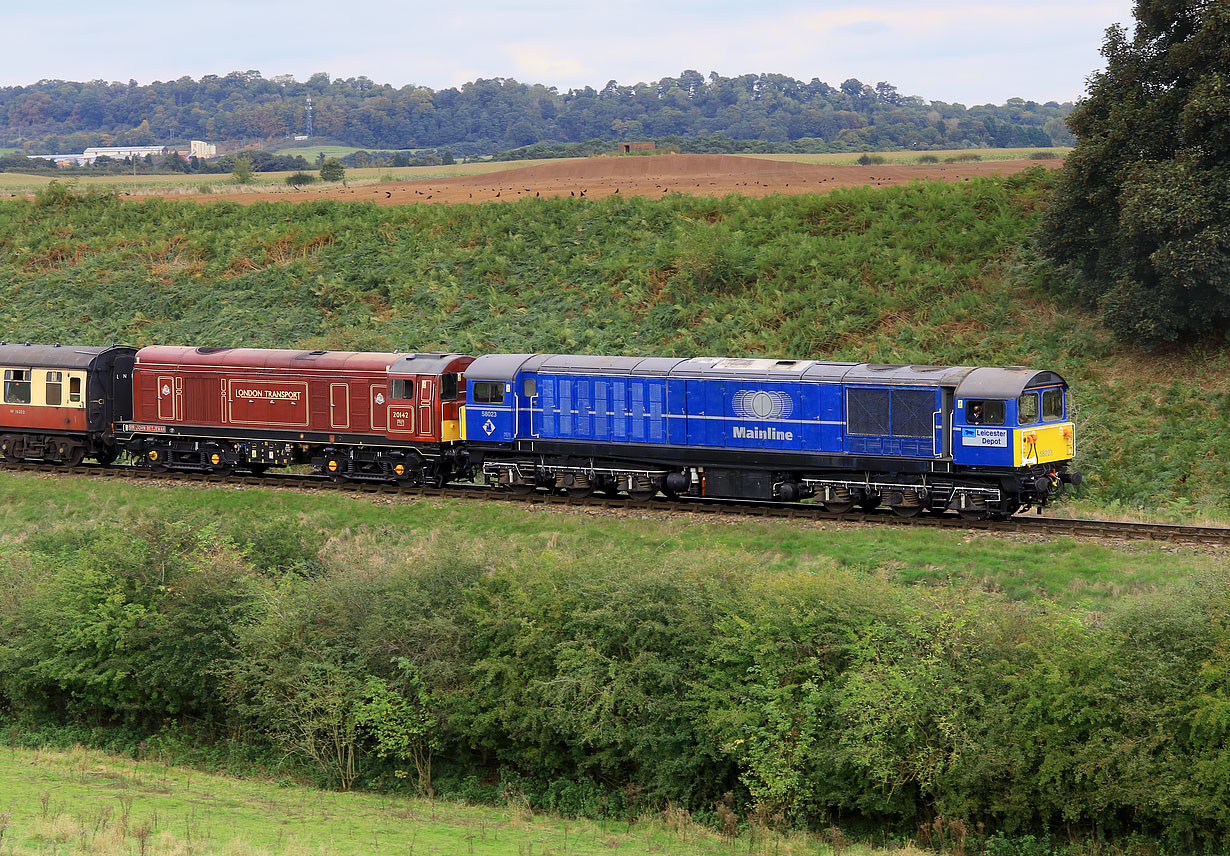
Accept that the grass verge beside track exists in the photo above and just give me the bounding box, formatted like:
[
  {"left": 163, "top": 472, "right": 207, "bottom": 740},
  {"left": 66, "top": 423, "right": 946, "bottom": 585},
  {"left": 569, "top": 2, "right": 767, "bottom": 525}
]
[{"left": 0, "top": 470, "right": 1218, "bottom": 603}]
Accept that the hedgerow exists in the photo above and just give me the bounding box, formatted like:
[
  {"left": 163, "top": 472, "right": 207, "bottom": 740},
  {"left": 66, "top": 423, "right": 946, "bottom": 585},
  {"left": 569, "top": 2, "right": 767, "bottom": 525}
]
[{"left": 2, "top": 509, "right": 1230, "bottom": 848}]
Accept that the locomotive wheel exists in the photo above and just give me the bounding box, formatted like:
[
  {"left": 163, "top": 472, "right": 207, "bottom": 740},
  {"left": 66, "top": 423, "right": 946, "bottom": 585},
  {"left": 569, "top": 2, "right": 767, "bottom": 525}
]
[
  {"left": 958, "top": 508, "right": 989, "bottom": 522},
  {"left": 822, "top": 501, "right": 855, "bottom": 514},
  {"left": 508, "top": 483, "right": 536, "bottom": 495},
  {"left": 627, "top": 488, "right": 658, "bottom": 501},
  {"left": 95, "top": 449, "right": 119, "bottom": 466},
  {"left": 890, "top": 504, "right": 923, "bottom": 518},
  {"left": 565, "top": 486, "right": 595, "bottom": 499}
]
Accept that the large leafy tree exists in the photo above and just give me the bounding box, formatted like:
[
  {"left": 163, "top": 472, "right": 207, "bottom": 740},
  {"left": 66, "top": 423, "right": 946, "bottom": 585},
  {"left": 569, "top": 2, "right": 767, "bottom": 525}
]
[{"left": 1040, "top": 0, "right": 1230, "bottom": 344}]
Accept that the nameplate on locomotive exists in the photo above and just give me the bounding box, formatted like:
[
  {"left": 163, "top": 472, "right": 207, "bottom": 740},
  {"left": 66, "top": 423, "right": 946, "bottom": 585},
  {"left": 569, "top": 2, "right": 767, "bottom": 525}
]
[{"left": 961, "top": 428, "right": 1008, "bottom": 447}]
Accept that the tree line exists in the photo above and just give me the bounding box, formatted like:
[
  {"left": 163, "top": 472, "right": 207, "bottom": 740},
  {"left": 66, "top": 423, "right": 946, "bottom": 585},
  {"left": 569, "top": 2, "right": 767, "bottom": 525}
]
[{"left": 0, "top": 70, "right": 1071, "bottom": 158}]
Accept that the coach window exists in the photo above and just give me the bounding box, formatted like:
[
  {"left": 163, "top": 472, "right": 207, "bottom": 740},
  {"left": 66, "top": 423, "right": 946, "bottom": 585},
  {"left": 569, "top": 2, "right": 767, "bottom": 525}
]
[
  {"left": 966, "top": 399, "right": 1005, "bottom": 425},
  {"left": 45, "top": 371, "right": 63, "bottom": 406},
  {"left": 1018, "top": 392, "right": 1039, "bottom": 425},
  {"left": 440, "top": 373, "right": 459, "bottom": 400},
  {"left": 1041, "top": 388, "right": 1064, "bottom": 421},
  {"left": 68, "top": 376, "right": 82, "bottom": 404},
  {"left": 4, "top": 370, "right": 31, "bottom": 405}
]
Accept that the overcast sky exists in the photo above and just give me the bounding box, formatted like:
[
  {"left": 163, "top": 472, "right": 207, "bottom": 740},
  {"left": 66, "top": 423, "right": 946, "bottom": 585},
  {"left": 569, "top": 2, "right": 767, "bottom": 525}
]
[{"left": 4, "top": 0, "right": 1134, "bottom": 106}]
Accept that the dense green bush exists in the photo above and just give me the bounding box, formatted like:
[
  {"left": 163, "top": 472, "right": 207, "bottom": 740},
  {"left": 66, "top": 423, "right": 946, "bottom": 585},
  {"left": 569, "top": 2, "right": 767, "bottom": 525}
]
[{"left": 4, "top": 509, "right": 1230, "bottom": 847}]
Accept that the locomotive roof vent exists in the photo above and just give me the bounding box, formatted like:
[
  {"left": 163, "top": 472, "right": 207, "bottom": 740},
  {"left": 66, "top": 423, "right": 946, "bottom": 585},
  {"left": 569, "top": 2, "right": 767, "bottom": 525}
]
[
  {"left": 867, "top": 364, "right": 905, "bottom": 371},
  {"left": 196, "top": 347, "right": 233, "bottom": 355}
]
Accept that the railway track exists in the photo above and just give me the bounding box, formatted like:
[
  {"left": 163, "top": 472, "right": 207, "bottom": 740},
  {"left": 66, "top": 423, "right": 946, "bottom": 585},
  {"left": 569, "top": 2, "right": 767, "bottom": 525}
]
[{"left": 4, "top": 460, "right": 1228, "bottom": 548}]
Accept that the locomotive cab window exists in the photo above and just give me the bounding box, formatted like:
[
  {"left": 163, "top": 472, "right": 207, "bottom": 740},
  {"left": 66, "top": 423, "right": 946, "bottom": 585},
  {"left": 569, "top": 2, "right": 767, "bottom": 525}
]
[
  {"left": 471, "top": 381, "right": 504, "bottom": 404},
  {"left": 965, "top": 399, "right": 1005, "bottom": 425},
  {"left": 45, "top": 371, "right": 62, "bottom": 406},
  {"left": 440, "top": 373, "right": 459, "bottom": 401},
  {"left": 1041, "top": 388, "right": 1064, "bottom": 421},
  {"left": 523, "top": 378, "right": 537, "bottom": 397},
  {"left": 1017, "top": 392, "right": 1039, "bottom": 425},
  {"left": 4, "top": 370, "right": 31, "bottom": 405},
  {"left": 391, "top": 379, "right": 411, "bottom": 400}
]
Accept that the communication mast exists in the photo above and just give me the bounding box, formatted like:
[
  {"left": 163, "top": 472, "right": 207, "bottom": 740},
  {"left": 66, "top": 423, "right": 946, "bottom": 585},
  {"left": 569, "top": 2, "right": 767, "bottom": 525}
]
[{"left": 304, "top": 95, "right": 314, "bottom": 138}]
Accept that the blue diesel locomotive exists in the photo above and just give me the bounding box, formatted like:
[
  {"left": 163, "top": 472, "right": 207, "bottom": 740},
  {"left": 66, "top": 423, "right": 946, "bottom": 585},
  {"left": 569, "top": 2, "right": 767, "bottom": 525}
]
[{"left": 462, "top": 354, "right": 1081, "bottom": 519}]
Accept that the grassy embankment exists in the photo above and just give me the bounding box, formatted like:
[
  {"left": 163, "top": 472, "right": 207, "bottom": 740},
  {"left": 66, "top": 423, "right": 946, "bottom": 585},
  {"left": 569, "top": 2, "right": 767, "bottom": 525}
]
[
  {"left": 1, "top": 471, "right": 1217, "bottom": 604},
  {"left": 3, "top": 469, "right": 1229, "bottom": 849},
  {"left": 3, "top": 744, "right": 851, "bottom": 856},
  {"left": 0, "top": 171, "right": 1225, "bottom": 517}
]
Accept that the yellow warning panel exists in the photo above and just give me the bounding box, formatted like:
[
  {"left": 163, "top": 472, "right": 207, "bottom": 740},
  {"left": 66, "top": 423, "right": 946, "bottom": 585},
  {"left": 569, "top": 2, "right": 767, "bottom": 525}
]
[{"left": 1015, "top": 422, "right": 1075, "bottom": 467}]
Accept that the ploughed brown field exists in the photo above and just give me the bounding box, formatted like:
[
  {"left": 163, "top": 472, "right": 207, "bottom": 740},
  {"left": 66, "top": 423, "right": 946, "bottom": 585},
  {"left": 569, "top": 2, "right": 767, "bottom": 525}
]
[{"left": 178, "top": 153, "right": 1064, "bottom": 206}]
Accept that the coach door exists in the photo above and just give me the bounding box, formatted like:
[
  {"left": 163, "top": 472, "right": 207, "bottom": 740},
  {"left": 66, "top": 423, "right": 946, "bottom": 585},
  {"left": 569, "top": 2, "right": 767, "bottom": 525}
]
[
  {"left": 330, "top": 383, "right": 350, "bottom": 429},
  {"left": 418, "top": 378, "right": 434, "bottom": 436},
  {"left": 156, "top": 375, "right": 182, "bottom": 421}
]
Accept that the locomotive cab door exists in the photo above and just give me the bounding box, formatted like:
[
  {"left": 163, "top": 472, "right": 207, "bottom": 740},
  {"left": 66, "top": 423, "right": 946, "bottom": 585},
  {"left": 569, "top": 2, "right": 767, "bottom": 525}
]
[
  {"left": 938, "top": 388, "right": 954, "bottom": 458},
  {"left": 418, "top": 378, "right": 434, "bottom": 437}
]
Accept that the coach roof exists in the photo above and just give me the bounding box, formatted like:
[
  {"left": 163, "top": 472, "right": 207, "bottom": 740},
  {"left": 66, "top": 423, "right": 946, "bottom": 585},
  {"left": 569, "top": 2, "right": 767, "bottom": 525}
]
[{"left": 0, "top": 343, "right": 132, "bottom": 371}]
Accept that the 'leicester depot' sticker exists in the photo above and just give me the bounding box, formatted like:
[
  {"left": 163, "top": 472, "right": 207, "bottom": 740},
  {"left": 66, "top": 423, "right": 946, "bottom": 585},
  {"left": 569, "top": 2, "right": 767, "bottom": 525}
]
[{"left": 961, "top": 428, "right": 1008, "bottom": 447}]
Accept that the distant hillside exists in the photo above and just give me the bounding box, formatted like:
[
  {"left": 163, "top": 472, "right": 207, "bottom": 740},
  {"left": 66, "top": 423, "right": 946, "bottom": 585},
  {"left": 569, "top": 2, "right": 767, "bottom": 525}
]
[
  {"left": 0, "top": 173, "right": 1225, "bottom": 516},
  {"left": 0, "top": 70, "right": 1071, "bottom": 159}
]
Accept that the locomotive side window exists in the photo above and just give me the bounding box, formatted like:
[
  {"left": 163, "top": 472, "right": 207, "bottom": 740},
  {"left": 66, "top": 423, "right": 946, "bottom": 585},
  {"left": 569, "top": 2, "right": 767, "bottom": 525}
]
[
  {"left": 472, "top": 381, "right": 504, "bottom": 404},
  {"left": 68, "top": 376, "right": 82, "bottom": 403},
  {"left": 391, "top": 379, "right": 410, "bottom": 400},
  {"left": 890, "top": 389, "right": 935, "bottom": 438},
  {"left": 4, "top": 370, "right": 31, "bottom": 405},
  {"left": 1018, "top": 392, "right": 1039, "bottom": 425},
  {"left": 45, "top": 371, "right": 62, "bottom": 406},
  {"left": 847, "top": 388, "right": 890, "bottom": 435},
  {"left": 440, "top": 373, "right": 459, "bottom": 400},
  {"left": 1041, "top": 388, "right": 1064, "bottom": 421},
  {"left": 965, "top": 399, "right": 1005, "bottom": 425},
  {"left": 523, "top": 378, "right": 537, "bottom": 397}
]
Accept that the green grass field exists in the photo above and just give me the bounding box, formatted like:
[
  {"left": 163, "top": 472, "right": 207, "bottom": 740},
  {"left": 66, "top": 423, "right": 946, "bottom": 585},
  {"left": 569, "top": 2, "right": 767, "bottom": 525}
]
[
  {"left": 0, "top": 159, "right": 552, "bottom": 195},
  {"left": 0, "top": 471, "right": 1218, "bottom": 604},
  {"left": 1, "top": 744, "right": 865, "bottom": 856}
]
